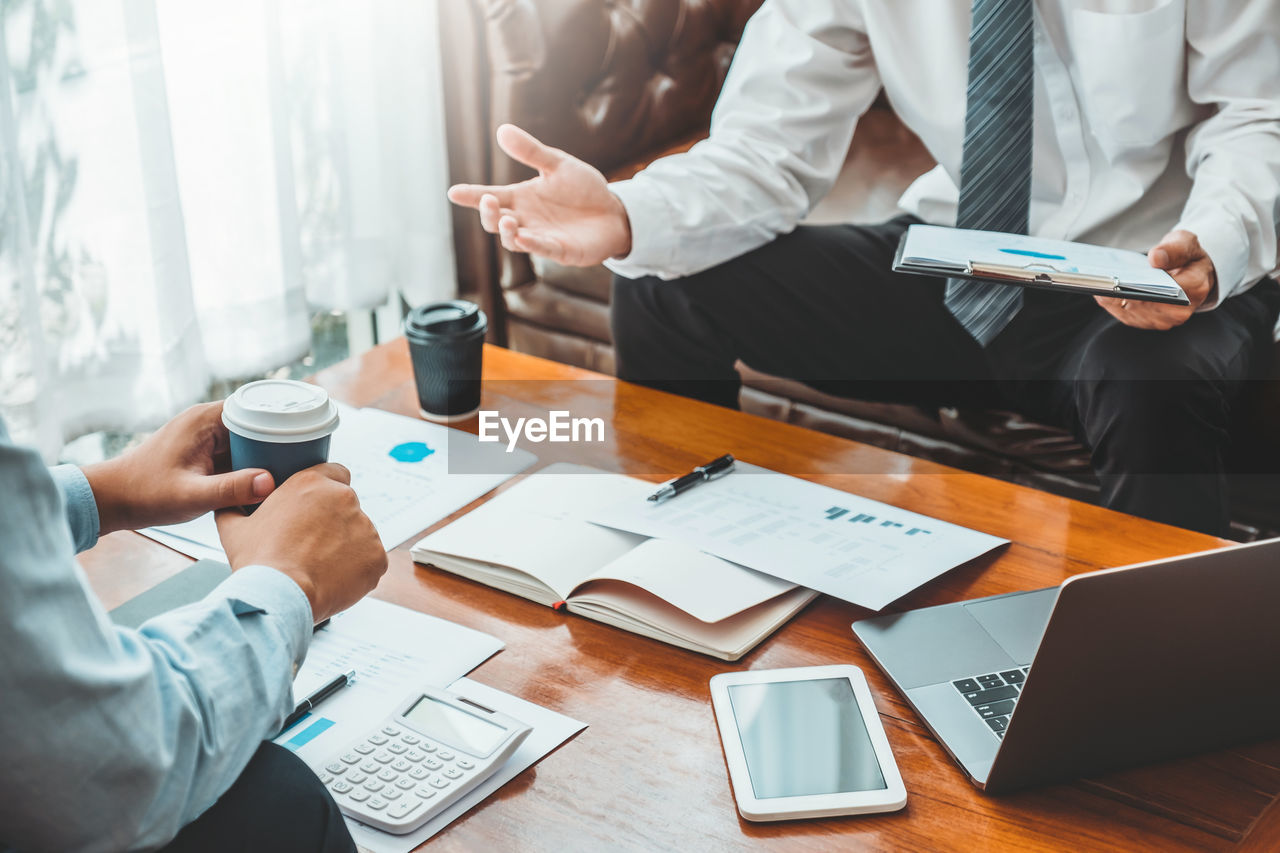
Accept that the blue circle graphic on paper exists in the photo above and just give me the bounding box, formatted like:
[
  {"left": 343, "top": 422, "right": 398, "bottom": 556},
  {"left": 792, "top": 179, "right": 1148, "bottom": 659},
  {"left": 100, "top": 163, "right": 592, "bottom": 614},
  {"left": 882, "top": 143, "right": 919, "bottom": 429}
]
[{"left": 389, "top": 441, "right": 435, "bottom": 463}]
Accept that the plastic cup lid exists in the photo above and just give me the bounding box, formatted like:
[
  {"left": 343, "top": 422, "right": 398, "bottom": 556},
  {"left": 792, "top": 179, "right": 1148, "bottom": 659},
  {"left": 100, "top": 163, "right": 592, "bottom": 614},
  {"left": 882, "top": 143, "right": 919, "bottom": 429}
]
[
  {"left": 405, "top": 300, "right": 486, "bottom": 338},
  {"left": 222, "top": 380, "right": 341, "bottom": 444}
]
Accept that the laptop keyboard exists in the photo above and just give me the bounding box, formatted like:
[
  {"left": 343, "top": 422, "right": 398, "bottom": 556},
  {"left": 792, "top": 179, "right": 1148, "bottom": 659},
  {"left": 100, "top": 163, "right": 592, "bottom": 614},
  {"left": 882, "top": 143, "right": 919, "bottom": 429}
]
[{"left": 952, "top": 667, "right": 1030, "bottom": 739}]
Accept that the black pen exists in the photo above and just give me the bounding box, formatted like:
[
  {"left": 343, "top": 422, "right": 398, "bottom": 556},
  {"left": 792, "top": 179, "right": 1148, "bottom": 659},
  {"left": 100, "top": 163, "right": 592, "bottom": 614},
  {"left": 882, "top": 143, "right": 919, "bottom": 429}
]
[
  {"left": 647, "top": 454, "right": 736, "bottom": 504},
  {"left": 279, "top": 670, "right": 355, "bottom": 735}
]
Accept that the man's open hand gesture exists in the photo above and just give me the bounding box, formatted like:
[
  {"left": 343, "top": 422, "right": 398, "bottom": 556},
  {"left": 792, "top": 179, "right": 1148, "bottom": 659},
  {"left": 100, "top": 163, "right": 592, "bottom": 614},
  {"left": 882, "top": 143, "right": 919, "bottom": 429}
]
[{"left": 448, "top": 124, "right": 632, "bottom": 266}]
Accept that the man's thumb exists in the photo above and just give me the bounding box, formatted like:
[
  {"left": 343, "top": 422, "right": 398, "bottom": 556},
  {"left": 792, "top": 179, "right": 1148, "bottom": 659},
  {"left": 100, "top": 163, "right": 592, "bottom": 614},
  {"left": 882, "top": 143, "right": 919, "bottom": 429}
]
[
  {"left": 203, "top": 469, "right": 276, "bottom": 510},
  {"left": 1149, "top": 230, "right": 1199, "bottom": 270},
  {"left": 496, "top": 124, "right": 563, "bottom": 172}
]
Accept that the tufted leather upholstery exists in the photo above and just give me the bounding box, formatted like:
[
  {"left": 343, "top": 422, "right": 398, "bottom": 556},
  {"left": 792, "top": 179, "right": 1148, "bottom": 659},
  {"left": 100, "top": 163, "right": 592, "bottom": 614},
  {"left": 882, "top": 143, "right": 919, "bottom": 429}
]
[{"left": 439, "top": 0, "right": 1280, "bottom": 539}]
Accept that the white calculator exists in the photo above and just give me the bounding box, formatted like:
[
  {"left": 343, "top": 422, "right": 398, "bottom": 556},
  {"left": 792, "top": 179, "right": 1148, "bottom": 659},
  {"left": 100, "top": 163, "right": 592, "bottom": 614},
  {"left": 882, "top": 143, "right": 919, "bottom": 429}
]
[{"left": 317, "top": 687, "right": 531, "bottom": 834}]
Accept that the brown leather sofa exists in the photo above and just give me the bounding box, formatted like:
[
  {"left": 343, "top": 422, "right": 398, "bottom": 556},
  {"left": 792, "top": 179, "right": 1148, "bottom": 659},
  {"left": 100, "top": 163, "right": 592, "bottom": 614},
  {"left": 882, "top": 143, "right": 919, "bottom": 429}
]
[{"left": 439, "top": 0, "right": 1280, "bottom": 540}]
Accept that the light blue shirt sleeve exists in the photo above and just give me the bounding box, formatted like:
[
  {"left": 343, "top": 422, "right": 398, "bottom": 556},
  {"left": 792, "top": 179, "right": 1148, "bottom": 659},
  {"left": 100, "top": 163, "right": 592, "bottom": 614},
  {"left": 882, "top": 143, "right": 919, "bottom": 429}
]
[
  {"left": 0, "top": 420, "right": 315, "bottom": 853},
  {"left": 48, "top": 463, "right": 101, "bottom": 553}
]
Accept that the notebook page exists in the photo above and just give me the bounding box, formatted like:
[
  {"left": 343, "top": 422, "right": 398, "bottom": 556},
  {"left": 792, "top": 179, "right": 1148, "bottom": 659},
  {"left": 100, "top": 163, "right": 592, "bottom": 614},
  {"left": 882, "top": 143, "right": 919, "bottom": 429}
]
[
  {"left": 581, "top": 538, "right": 795, "bottom": 623},
  {"left": 411, "top": 464, "right": 647, "bottom": 600}
]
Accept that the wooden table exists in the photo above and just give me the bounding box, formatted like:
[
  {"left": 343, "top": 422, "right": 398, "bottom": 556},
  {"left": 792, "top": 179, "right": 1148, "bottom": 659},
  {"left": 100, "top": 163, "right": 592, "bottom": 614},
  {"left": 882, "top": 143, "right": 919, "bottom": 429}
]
[{"left": 80, "top": 343, "right": 1280, "bottom": 851}]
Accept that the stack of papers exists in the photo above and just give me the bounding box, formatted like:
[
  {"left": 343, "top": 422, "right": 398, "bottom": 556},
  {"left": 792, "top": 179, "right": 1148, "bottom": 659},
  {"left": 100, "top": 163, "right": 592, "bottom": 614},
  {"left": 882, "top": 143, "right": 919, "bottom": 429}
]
[
  {"left": 277, "top": 597, "right": 504, "bottom": 750},
  {"left": 411, "top": 464, "right": 817, "bottom": 660},
  {"left": 272, "top": 599, "right": 586, "bottom": 852},
  {"left": 112, "top": 570, "right": 584, "bottom": 852}
]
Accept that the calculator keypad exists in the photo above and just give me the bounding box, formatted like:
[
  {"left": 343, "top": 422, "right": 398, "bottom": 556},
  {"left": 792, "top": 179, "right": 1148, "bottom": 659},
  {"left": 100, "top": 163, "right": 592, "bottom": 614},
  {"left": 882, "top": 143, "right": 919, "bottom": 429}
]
[{"left": 323, "top": 728, "right": 477, "bottom": 829}]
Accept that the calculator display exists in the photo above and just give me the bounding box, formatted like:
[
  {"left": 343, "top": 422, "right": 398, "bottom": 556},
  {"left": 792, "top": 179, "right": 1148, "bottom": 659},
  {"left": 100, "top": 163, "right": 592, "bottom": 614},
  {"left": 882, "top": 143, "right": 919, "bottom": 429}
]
[
  {"left": 402, "top": 695, "right": 508, "bottom": 756},
  {"left": 727, "top": 678, "right": 886, "bottom": 799}
]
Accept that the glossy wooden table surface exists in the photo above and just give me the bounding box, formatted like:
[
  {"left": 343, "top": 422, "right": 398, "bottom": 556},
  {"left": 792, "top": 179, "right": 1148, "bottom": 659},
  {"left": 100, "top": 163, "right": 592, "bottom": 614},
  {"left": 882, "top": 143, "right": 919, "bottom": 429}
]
[{"left": 80, "top": 343, "right": 1280, "bottom": 851}]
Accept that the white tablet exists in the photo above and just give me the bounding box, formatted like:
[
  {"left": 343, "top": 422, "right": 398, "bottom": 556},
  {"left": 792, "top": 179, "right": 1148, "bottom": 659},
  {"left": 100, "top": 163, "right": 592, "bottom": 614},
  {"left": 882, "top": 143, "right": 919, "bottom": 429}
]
[{"left": 709, "top": 665, "right": 907, "bottom": 821}]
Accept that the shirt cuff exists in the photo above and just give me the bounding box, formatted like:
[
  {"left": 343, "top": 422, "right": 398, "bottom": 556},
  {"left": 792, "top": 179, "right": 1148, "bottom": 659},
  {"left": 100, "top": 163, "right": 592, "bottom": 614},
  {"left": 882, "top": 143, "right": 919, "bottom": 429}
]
[
  {"left": 1174, "top": 212, "right": 1251, "bottom": 311},
  {"left": 49, "top": 464, "right": 101, "bottom": 554},
  {"left": 603, "top": 178, "right": 679, "bottom": 280},
  {"left": 209, "top": 565, "right": 314, "bottom": 668}
]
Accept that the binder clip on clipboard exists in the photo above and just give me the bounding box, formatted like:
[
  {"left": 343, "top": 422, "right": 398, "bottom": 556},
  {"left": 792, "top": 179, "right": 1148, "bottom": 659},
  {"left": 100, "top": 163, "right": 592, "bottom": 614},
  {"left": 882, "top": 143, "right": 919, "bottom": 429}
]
[{"left": 893, "top": 225, "right": 1190, "bottom": 306}]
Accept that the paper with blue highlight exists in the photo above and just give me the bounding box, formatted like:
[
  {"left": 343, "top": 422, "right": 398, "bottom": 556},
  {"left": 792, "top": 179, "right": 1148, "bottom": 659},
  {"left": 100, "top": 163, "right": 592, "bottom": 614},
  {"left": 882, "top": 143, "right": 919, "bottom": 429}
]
[
  {"left": 273, "top": 596, "right": 503, "bottom": 763},
  {"left": 897, "top": 224, "right": 1187, "bottom": 302},
  {"left": 280, "top": 714, "right": 335, "bottom": 751},
  {"left": 143, "top": 403, "right": 536, "bottom": 557},
  {"left": 327, "top": 405, "right": 536, "bottom": 550}
]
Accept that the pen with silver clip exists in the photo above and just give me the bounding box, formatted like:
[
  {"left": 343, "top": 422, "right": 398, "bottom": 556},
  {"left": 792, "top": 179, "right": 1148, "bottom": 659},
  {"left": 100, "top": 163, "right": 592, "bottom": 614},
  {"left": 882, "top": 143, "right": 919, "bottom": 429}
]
[
  {"left": 646, "top": 454, "right": 736, "bottom": 504},
  {"left": 278, "top": 670, "right": 355, "bottom": 735}
]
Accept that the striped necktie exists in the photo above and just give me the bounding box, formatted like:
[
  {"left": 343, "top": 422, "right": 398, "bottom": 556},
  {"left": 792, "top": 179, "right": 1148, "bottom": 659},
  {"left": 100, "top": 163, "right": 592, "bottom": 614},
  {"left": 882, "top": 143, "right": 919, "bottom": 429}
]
[{"left": 944, "top": 0, "right": 1035, "bottom": 346}]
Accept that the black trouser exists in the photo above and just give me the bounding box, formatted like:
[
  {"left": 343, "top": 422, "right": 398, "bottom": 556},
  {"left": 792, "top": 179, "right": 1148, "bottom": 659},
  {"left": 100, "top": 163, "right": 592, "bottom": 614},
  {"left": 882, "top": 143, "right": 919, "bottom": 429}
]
[
  {"left": 611, "top": 216, "right": 1280, "bottom": 536},
  {"left": 159, "top": 742, "right": 355, "bottom": 853}
]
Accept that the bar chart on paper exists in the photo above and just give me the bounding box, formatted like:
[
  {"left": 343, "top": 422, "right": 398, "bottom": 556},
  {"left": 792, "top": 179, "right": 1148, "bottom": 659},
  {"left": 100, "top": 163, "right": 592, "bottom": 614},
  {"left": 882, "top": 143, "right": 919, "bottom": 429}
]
[
  {"left": 280, "top": 715, "right": 336, "bottom": 752},
  {"left": 823, "top": 506, "right": 932, "bottom": 536},
  {"left": 588, "top": 462, "right": 1007, "bottom": 610}
]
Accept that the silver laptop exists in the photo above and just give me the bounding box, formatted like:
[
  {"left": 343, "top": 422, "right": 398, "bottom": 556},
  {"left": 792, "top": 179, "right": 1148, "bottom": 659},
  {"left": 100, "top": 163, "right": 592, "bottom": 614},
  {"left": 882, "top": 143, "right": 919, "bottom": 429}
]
[{"left": 852, "top": 538, "right": 1280, "bottom": 793}]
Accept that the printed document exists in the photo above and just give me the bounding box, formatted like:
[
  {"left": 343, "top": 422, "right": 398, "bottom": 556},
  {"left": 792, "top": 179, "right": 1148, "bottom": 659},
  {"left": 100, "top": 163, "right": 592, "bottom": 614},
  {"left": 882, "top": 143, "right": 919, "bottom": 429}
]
[
  {"left": 274, "top": 597, "right": 504, "bottom": 764},
  {"left": 588, "top": 462, "right": 1007, "bottom": 610},
  {"left": 899, "top": 225, "right": 1183, "bottom": 297}
]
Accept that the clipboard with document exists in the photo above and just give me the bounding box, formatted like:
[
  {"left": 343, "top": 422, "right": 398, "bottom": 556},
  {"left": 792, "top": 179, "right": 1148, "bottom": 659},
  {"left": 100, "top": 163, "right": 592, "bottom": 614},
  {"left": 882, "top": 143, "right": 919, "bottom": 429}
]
[{"left": 893, "top": 224, "right": 1189, "bottom": 305}]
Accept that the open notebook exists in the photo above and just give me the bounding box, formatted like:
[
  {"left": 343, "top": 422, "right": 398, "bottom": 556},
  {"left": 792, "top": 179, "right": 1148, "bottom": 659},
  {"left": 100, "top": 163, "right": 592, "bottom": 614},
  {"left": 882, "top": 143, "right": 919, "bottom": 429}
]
[{"left": 410, "top": 464, "right": 817, "bottom": 661}]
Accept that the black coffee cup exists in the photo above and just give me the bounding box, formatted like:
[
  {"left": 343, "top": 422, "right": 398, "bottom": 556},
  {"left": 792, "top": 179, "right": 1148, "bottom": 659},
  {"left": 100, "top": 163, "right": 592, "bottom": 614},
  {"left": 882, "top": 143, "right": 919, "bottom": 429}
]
[{"left": 404, "top": 300, "right": 487, "bottom": 422}]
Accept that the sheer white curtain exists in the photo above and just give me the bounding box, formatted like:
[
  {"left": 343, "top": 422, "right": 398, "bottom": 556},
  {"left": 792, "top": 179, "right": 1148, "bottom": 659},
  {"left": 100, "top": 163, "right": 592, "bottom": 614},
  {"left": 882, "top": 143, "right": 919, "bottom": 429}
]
[{"left": 0, "top": 0, "right": 456, "bottom": 460}]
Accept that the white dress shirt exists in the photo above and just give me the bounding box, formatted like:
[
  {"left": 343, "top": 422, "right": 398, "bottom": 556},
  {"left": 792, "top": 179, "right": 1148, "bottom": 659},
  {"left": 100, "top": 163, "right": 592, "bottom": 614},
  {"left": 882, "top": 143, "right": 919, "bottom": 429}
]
[{"left": 607, "top": 0, "right": 1280, "bottom": 317}]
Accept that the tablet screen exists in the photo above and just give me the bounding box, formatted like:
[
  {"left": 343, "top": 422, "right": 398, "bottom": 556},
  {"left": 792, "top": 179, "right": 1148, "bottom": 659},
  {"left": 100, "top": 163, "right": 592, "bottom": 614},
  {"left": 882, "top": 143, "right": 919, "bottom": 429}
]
[{"left": 727, "top": 678, "right": 886, "bottom": 798}]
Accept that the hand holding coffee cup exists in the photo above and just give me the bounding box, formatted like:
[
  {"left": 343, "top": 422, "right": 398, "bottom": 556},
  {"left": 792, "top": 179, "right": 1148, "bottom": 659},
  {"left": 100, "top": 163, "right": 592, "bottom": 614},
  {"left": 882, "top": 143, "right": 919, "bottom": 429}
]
[
  {"left": 218, "top": 380, "right": 386, "bottom": 615},
  {"left": 80, "top": 401, "right": 278, "bottom": 535},
  {"left": 215, "top": 462, "right": 388, "bottom": 622}
]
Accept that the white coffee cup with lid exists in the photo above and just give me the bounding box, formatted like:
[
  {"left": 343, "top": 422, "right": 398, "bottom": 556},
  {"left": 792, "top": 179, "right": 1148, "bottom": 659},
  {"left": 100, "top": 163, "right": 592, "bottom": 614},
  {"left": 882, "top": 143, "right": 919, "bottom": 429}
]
[{"left": 222, "top": 380, "right": 341, "bottom": 490}]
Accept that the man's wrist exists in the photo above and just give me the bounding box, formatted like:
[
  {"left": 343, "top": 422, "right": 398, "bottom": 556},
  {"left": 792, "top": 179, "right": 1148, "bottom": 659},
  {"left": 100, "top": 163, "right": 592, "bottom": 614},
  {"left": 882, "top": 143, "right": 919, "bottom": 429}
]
[
  {"left": 1174, "top": 216, "right": 1248, "bottom": 310},
  {"left": 604, "top": 178, "right": 678, "bottom": 277},
  {"left": 277, "top": 569, "right": 320, "bottom": 621},
  {"left": 227, "top": 549, "right": 322, "bottom": 622},
  {"left": 82, "top": 458, "right": 133, "bottom": 536},
  {"left": 607, "top": 190, "right": 634, "bottom": 260}
]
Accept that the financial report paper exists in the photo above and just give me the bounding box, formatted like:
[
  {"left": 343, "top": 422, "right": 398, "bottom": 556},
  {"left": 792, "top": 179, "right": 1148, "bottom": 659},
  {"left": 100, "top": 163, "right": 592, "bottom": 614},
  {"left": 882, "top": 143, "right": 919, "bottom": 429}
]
[{"left": 588, "top": 463, "right": 1007, "bottom": 610}]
